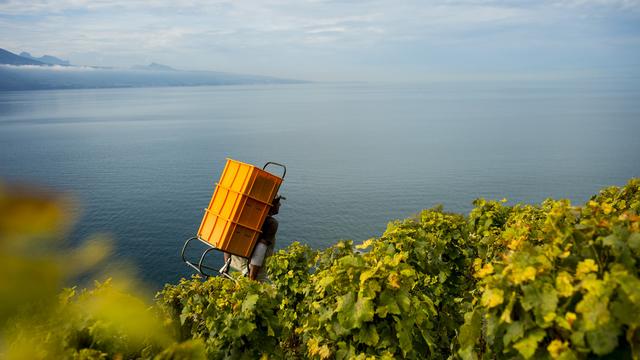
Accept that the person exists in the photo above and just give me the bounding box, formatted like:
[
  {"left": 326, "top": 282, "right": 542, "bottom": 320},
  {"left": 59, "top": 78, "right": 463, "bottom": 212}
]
[{"left": 222, "top": 195, "right": 283, "bottom": 282}]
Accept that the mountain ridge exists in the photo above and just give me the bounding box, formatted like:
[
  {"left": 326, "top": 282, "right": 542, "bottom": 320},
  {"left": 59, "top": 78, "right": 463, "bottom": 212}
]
[
  {"left": 0, "top": 48, "right": 307, "bottom": 90},
  {"left": 19, "top": 52, "right": 71, "bottom": 66},
  {"left": 131, "top": 62, "right": 176, "bottom": 71},
  {"left": 0, "top": 48, "right": 46, "bottom": 66}
]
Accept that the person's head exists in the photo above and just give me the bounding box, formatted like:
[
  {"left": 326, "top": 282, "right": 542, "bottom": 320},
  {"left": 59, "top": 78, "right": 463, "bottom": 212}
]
[{"left": 269, "top": 195, "right": 285, "bottom": 215}]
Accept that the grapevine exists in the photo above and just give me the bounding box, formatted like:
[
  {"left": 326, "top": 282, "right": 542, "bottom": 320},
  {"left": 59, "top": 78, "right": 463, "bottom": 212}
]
[{"left": 2, "top": 179, "right": 639, "bottom": 359}]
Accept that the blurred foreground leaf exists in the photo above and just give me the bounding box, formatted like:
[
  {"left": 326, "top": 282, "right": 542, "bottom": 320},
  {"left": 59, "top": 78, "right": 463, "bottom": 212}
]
[{"left": 0, "top": 181, "right": 202, "bottom": 359}]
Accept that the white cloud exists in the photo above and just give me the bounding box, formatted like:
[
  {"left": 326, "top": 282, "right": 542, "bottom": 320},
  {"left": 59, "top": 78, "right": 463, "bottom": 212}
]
[
  {"left": 1, "top": 0, "right": 638, "bottom": 80},
  {"left": 556, "top": 0, "right": 640, "bottom": 8},
  {"left": 0, "top": 0, "right": 230, "bottom": 14},
  {"left": 0, "top": 64, "right": 97, "bottom": 71},
  {"left": 306, "top": 27, "right": 346, "bottom": 34}
]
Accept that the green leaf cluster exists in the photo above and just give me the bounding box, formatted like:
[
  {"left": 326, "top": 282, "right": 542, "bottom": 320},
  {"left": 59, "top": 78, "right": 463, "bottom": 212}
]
[
  {"left": 157, "top": 274, "right": 282, "bottom": 359},
  {"left": 300, "top": 240, "right": 437, "bottom": 359},
  {"left": 4, "top": 179, "right": 640, "bottom": 359},
  {"left": 460, "top": 178, "right": 640, "bottom": 360}
]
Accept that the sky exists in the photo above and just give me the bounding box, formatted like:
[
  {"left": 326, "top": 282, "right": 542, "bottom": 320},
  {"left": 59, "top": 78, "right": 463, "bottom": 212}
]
[{"left": 1, "top": 0, "right": 639, "bottom": 81}]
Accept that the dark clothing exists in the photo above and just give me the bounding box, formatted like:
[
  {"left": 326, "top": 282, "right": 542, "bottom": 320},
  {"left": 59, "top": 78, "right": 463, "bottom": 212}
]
[{"left": 259, "top": 216, "right": 278, "bottom": 246}]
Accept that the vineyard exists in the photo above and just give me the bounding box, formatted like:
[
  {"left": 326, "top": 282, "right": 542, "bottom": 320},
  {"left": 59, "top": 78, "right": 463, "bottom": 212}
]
[{"left": 1, "top": 179, "right": 639, "bottom": 359}]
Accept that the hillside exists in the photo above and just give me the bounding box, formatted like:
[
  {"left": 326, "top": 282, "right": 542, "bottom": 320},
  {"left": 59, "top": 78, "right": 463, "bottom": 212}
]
[
  {"left": 0, "top": 48, "right": 46, "bottom": 65},
  {"left": 132, "top": 62, "right": 176, "bottom": 71},
  {"left": 19, "top": 51, "right": 71, "bottom": 66},
  {"left": 1, "top": 178, "right": 639, "bottom": 359}
]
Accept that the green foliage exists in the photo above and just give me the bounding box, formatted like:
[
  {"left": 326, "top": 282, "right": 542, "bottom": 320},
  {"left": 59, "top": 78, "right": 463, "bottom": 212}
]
[
  {"left": 153, "top": 340, "right": 207, "bottom": 360},
  {"left": 381, "top": 207, "right": 474, "bottom": 353},
  {"left": 300, "top": 239, "right": 437, "bottom": 359},
  {"left": 157, "top": 274, "right": 282, "bottom": 359},
  {"left": 4, "top": 179, "right": 640, "bottom": 359},
  {"left": 460, "top": 178, "right": 640, "bottom": 360},
  {"left": 267, "top": 242, "right": 317, "bottom": 356}
]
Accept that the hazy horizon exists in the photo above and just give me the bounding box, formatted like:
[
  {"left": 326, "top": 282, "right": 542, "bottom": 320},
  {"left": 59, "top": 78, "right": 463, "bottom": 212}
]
[{"left": 2, "top": 0, "right": 640, "bottom": 82}]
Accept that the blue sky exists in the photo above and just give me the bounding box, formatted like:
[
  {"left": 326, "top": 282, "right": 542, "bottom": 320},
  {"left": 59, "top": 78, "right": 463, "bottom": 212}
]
[{"left": 1, "top": 0, "right": 639, "bottom": 81}]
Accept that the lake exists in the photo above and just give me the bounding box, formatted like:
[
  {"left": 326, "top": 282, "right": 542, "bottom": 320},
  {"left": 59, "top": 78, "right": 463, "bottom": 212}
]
[{"left": 1, "top": 81, "right": 639, "bottom": 288}]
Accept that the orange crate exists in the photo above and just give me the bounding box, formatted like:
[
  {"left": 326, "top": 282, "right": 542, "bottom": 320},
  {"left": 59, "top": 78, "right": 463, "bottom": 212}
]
[{"left": 197, "top": 159, "right": 283, "bottom": 257}]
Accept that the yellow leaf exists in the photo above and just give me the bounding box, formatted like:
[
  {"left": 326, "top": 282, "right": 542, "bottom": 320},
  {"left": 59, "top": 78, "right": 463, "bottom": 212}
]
[
  {"left": 387, "top": 272, "right": 401, "bottom": 289},
  {"left": 559, "top": 244, "right": 572, "bottom": 259},
  {"left": 481, "top": 288, "right": 504, "bottom": 308},
  {"left": 507, "top": 236, "right": 525, "bottom": 250},
  {"left": 544, "top": 312, "right": 556, "bottom": 323},
  {"left": 356, "top": 239, "right": 374, "bottom": 250},
  {"left": 360, "top": 268, "right": 377, "bottom": 285},
  {"left": 500, "top": 292, "right": 516, "bottom": 323},
  {"left": 473, "top": 258, "right": 483, "bottom": 272},
  {"left": 565, "top": 312, "right": 577, "bottom": 328},
  {"left": 474, "top": 263, "right": 494, "bottom": 279},
  {"left": 307, "top": 338, "right": 321, "bottom": 356},
  {"left": 555, "top": 272, "right": 574, "bottom": 297},
  {"left": 510, "top": 266, "right": 537, "bottom": 285},
  {"left": 576, "top": 259, "right": 598, "bottom": 278},
  {"left": 580, "top": 275, "right": 603, "bottom": 294},
  {"left": 547, "top": 339, "right": 569, "bottom": 359},
  {"left": 318, "top": 345, "right": 331, "bottom": 359}
]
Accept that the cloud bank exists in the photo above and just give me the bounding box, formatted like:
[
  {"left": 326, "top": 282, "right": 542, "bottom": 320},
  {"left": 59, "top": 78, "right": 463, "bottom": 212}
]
[{"left": 1, "top": 0, "right": 639, "bottom": 81}]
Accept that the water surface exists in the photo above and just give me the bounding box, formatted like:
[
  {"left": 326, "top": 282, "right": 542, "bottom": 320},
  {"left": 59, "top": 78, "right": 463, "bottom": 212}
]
[{"left": 1, "top": 82, "right": 639, "bottom": 288}]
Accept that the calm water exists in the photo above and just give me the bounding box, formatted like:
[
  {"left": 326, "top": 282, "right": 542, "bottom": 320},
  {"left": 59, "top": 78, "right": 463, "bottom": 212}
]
[{"left": 1, "top": 82, "right": 639, "bottom": 288}]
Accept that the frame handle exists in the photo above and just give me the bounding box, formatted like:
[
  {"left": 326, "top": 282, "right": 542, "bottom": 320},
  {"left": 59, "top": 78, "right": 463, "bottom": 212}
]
[
  {"left": 180, "top": 236, "right": 219, "bottom": 278},
  {"left": 263, "top": 162, "right": 286, "bottom": 179}
]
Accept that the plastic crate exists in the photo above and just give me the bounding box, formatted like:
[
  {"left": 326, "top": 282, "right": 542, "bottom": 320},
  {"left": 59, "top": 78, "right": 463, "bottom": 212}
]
[{"left": 197, "top": 159, "right": 283, "bottom": 257}]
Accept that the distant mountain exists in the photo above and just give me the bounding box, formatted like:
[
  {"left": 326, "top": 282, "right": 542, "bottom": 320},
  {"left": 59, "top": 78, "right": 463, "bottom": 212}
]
[
  {"left": 0, "top": 47, "right": 307, "bottom": 90},
  {"left": 19, "top": 52, "right": 70, "bottom": 66},
  {"left": 0, "top": 48, "right": 46, "bottom": 65},
  {"left": 132, "top": 62, "right": 176, "bottom": 71}
]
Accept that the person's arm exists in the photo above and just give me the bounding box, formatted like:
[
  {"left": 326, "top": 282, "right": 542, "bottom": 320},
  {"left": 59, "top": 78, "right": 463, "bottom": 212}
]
[
  {"left": 249, "top": 257, "right": 261, "bottom": 280},
  {"left": 248, "top": 217, "right": 278, "bottom": 280},
  {"left": 248, "top": 240, "right": 270, "bottom": 280}
]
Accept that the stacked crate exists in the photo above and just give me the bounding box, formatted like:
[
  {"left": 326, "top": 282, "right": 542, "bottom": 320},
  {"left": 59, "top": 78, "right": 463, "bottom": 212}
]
[{"left": 197, "top": 159, "right": 283, "bottom": 257}]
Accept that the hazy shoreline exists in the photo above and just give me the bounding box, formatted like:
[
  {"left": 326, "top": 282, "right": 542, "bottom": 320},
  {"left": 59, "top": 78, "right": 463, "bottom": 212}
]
[{"left": 0, "top": 64, "right": 308, "bottom": 91}]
